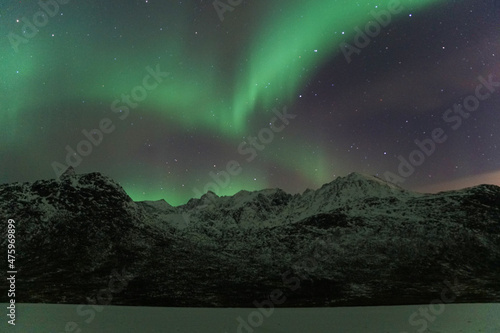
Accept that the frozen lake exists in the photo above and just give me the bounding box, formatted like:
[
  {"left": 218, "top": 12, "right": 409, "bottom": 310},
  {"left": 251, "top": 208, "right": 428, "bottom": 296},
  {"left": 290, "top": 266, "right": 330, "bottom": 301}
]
[{"left": 2, "top": 303, "right": 500, "bottom": 332}]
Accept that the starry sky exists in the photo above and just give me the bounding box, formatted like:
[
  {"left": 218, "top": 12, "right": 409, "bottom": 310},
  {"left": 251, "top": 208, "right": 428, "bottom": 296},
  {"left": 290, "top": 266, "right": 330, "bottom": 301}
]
[{"left": 1, "top": 0, "right": 499, "bottom": 206}]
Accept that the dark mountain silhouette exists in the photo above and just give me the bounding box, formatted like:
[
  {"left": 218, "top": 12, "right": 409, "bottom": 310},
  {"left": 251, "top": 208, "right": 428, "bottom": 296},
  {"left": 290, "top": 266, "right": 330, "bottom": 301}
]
[{"left": 1, "top": 171, "right": 499, "bottom": 306}]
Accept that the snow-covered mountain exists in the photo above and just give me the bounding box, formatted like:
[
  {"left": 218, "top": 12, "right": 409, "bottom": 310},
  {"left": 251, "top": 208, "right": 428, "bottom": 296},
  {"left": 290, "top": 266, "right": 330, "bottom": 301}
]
[{"left": 1, "top": 171, "right": 499, "bottom": 306}]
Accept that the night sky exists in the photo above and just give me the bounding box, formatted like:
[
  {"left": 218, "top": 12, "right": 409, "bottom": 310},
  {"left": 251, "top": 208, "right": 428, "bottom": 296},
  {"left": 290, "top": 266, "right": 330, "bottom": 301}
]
[{"left": 1, "top": 0, "right": 499, "bottom": 206}]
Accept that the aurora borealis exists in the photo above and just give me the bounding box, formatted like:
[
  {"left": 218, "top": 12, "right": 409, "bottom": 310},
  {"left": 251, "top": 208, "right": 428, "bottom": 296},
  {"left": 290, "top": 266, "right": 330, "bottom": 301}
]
[{"left": 1, "top": 0, "right": 499, "bottom": 205}]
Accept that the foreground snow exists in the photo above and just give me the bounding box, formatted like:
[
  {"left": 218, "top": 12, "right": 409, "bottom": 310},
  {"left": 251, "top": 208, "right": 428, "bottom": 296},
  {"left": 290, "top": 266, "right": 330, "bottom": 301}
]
[{"left": 3, "top": 303, "right": 499, "bottom": 332}]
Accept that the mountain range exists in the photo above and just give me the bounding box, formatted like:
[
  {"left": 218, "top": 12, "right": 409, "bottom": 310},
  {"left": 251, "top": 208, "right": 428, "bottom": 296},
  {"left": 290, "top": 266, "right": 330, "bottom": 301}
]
[{"left": 1, "top": 169, "right": 499, "bottom": 307}]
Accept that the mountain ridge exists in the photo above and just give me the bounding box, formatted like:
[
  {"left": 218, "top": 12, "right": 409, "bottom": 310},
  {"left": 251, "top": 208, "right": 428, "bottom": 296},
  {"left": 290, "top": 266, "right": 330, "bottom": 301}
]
[
  {"left": 1, "top": 170, "right": 499, "bottom": 307},
  {"left": 2, "top": 169, "right": 493, "bottom": 207}
]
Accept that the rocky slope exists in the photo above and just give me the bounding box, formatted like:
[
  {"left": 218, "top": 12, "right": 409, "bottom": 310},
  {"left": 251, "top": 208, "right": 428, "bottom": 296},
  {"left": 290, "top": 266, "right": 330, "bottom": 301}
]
[{"left": 1, "top": 170, "right": 499, "bottom": 307}]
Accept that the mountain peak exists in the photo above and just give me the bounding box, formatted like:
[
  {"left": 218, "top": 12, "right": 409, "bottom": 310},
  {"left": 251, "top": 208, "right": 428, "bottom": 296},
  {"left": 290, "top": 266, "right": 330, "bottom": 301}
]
[
  {"left": 315, "top": 172, "right": 404, "bottom": 198},
  {"left": 60, "top": 166, "right": 76, "bottom": 179},
  {"left": 345, "top": 172, "right": 388, "bottom": 183},
  {"left": 201, "top": 190, "right": 219, "bottom": 202},
  {"left": 345, "top": 171, "right": 375, "bottom": 179},
  {"left": 344, "top": 172, "right": 402, "bottom": 189}
]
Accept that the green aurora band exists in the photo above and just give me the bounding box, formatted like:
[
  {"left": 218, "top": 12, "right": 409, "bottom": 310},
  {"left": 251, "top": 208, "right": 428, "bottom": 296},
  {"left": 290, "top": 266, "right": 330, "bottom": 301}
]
[{"left": 0, "top": 0, "right": 446, "bottom": 204}]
